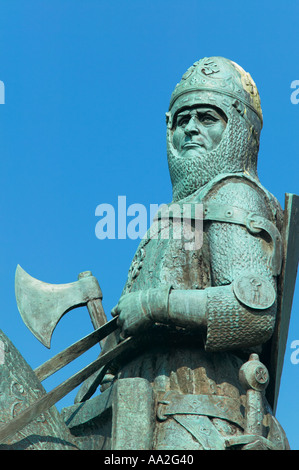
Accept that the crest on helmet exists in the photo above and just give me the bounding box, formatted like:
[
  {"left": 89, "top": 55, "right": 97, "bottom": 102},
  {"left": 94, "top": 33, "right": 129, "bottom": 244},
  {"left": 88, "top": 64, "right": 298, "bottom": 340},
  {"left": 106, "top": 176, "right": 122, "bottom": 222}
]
[{"left": 167, "top": 56, "right": 263, "bottom": 133}]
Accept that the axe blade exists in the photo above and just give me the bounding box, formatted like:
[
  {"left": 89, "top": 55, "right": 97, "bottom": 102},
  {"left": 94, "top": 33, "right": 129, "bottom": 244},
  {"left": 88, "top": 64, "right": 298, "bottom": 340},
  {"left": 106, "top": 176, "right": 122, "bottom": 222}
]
[{"left": 15, "top": 265, "right": 102, "bottom": 349}]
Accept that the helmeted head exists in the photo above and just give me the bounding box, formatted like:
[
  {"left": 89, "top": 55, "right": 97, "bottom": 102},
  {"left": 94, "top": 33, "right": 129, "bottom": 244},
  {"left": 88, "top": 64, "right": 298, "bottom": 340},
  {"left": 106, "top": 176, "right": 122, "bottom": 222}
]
[{"left": 166, "top": 57, "right": 263, "bottom": 201}]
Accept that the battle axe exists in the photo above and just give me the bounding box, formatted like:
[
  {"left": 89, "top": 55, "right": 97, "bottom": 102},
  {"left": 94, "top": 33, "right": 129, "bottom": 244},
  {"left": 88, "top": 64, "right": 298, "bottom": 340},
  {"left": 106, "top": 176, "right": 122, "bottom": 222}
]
[
  {"left": 0, "top": 267, "right": 135, "bottom": 444},
  {"left": 15, "top": 265, "right": 108, "bottom": 349}
]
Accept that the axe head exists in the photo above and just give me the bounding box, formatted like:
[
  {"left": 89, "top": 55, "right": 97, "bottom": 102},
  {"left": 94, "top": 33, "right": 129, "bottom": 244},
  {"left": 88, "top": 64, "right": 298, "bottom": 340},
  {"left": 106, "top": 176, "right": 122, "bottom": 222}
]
[{"left": 15, "top": 265, "right": 102, "bottom": 348}]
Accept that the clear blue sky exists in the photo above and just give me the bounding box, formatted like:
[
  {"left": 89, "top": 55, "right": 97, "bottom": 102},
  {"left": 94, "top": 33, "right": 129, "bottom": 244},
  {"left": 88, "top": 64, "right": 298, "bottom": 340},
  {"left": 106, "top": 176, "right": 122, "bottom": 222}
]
[{"left": 0, "top": 0, "right": 298, "bottom": 449}]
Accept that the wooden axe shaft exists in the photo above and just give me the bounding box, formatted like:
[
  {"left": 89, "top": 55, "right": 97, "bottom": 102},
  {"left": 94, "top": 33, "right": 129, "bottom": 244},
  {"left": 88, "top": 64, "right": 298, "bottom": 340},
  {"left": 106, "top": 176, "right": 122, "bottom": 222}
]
[
  {"left": 78, "top": 272, "right": 108, "bottom": 345},
  {"left": 87, "top": 298, "right": 107, "bottom": 330}
]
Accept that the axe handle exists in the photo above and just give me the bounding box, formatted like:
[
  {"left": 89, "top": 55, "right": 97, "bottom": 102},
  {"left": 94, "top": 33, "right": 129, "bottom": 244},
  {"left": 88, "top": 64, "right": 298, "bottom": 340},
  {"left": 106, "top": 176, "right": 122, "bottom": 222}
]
[
  {"left": 87, "top": 298, "right": 109, "bottom": 350},
  {"left": 78, "top": 271, "right": 108, "bottom": 343},
  {"left": 87, "top": 298, "right": 107, "bottom": 331}
]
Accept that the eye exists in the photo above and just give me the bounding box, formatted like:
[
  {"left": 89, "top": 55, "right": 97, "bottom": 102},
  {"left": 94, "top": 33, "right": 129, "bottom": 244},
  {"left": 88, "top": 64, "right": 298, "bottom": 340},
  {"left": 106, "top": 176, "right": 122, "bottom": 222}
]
[
  {"left": 199, "top": 113, "right": 218, "bottom": 124},
  {"left": 177, "top": 116, "right": 190, "bottom": 127}
]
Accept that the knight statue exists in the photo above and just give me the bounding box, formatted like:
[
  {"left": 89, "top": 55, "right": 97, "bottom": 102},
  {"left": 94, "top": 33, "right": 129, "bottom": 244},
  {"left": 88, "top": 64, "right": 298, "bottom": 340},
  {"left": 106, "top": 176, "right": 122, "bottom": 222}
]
[
  {"left": 99, "top": 56, "right": 295, "bottom": 450},
  {"left": 0, "top": 56, "right": 298, "bottom": 451}
]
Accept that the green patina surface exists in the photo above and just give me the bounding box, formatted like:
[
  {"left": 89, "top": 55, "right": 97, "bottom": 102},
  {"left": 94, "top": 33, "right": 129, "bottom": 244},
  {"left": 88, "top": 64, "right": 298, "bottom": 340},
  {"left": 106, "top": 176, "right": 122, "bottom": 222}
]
[{"left": 0, "top": 56, "right": 298, "bottom": 450}]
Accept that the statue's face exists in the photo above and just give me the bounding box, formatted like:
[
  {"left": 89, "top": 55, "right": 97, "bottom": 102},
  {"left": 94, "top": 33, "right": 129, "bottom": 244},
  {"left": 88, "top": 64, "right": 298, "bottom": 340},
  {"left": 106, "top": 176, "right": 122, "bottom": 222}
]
[{"left": 172, "top": 105, "right": 227, "bottom": 158}]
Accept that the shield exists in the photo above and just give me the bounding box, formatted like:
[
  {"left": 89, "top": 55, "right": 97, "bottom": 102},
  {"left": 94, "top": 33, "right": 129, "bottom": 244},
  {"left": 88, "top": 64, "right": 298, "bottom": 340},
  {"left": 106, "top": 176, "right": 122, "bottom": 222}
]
[{"left": 264, "top": 193, "right": 299, "bottom": 412}]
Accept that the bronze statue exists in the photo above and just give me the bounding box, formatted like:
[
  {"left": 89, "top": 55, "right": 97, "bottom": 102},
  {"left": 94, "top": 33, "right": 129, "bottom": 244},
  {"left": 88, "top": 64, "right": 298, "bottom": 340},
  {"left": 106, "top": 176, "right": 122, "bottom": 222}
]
[
  {"left": 0, "top": 56, "right": 298, "bottom": 451},
  {"left": 104, "top": 56, "right": 294, "bottom": 450}
]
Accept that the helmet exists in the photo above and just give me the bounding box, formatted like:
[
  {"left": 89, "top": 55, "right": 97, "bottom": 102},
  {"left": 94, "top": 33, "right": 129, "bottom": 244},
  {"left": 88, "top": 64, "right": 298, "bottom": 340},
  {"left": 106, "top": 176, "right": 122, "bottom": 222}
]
[
  {"left": 166, "top": 57, "right": 263, "bottom": 201},
  {"left": 167, "top": 56, "right": 262, "bottom": 130}
]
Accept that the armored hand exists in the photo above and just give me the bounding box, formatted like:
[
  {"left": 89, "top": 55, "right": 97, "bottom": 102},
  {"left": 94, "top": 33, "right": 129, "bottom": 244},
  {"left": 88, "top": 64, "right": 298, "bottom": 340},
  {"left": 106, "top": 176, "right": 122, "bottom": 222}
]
[
  {"left": 112, "top": 285, "right": 209, "bottom": 338},
  {"left": 112, "top": 286, "right": 172, "bottom": 338}
]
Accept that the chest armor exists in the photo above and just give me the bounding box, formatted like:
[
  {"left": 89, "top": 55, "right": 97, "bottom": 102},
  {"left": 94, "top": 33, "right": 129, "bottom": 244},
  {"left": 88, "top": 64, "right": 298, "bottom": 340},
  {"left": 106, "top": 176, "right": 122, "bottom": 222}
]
[
  {"left": 122, "top": 172, "right": 280, "bottom": 296},
  {"left": 123, "top": 195, "right": 211, "bottom": 294}
]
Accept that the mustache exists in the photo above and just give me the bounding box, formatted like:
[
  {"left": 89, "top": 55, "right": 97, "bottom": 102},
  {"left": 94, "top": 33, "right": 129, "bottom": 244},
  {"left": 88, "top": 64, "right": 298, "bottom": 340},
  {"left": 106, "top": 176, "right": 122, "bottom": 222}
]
[
  {"left": 181, "top": 137, "right": 206, "bottom": 150},
  {"left": 183, "top": 142, "right": 205, "bottom": 149}
]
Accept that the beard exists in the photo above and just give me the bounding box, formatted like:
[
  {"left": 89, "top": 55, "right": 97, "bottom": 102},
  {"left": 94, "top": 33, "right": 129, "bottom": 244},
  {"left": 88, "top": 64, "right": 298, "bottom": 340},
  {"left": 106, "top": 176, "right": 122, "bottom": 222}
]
[{"left": 167, "top": 112, "right": 259, "bottom": 202}]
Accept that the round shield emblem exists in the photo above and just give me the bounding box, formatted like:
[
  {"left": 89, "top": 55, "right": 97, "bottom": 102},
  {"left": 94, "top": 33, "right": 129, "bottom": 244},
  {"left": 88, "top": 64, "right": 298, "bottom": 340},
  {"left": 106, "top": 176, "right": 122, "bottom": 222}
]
[{"left": 233, "top": 273, "right": 276, "bottom": 310}]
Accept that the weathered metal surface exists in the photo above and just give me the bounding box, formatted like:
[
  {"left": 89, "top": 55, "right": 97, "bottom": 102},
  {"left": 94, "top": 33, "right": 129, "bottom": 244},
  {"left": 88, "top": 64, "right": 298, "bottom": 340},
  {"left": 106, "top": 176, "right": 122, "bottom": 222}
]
[
  {"left": 0, "top": 335, "right": 134, "bottom": 444},
  {"left": 203, "top": 202, "right": 282, "bottom": 275},
  {"left": 74, "top": 326, "right": 119, "bottom": 403},
  {"left": 15, "top": 266, "right": 106, "bottom": 348},
  {"left": 157, "top": 392, "right": 245, "bottom": 429},
  {"left": 239, "top": 354, "right": 269, "bottom": 437},
  {"left": 34, "top": 317, "right": 118, "bottom": 382},
  {"left": 0, "top": 330, "right": 76, "bottom": 450},
  {"left": 61, "top": 387, "right": 114, "bottom": 450},
  {"left": 268, "top": 193, "right": 299, "bottom": 412},
  {"left": 108, "top": 57, "right": 293, "bottom": 450},
  {"left": 233, "top": 273, "right": 276, "bottom": 310},
  {"left": 111, "top": 378, "right": 155, "bottom": 450},
  {"left": 62, "top": 386, "right": 114, "bottom": 429},
  {"left": 1, "top": 56, "right": 296, "bottom": 450}
]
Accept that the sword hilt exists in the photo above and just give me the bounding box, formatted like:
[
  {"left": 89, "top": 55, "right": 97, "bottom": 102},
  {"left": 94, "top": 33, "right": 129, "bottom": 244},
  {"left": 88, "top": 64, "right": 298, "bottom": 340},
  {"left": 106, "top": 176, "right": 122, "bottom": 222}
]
[{"left": 239, "top": 353, "right": 269, "bottom": 436}]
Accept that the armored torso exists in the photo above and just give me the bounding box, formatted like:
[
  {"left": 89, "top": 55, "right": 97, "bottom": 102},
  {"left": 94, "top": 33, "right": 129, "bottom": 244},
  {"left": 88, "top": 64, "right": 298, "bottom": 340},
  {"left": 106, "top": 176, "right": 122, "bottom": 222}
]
[{"left": 116, "top": 173, "right": 288, "bottom": 450}]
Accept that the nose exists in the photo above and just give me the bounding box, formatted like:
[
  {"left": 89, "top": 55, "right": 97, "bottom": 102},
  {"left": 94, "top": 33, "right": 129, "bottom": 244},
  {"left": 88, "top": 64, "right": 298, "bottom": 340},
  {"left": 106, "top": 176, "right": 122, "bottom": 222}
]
[{"left": 184, "top": 116, "right": 200, "bottom": 136}]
